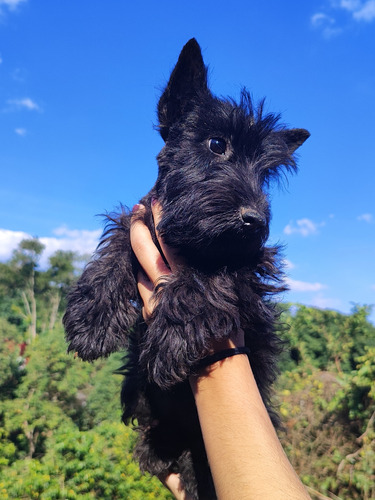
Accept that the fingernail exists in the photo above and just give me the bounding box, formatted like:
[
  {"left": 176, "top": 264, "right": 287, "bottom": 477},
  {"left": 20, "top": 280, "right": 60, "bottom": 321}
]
[{"left": 132, "top": 204, "right": 140, "bottom": 213}]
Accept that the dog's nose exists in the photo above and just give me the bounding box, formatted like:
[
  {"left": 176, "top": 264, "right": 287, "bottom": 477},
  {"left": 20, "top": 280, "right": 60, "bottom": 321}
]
[{"left": 240, "top": 209, "right": 266, "bottom": 227}]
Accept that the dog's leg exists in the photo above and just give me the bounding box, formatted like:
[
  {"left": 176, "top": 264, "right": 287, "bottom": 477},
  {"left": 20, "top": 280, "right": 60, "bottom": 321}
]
[
  {"left": 64, "top": 210, "right": 139, "bottom": 360},
  {"left": 139, "top": 270, "right": 241, "bottom": 389}
]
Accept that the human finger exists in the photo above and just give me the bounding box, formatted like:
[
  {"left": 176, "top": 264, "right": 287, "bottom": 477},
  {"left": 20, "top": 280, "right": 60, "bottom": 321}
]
[
  {"left": 130, "top": 204, "right": 171, "bottom": 285},
  {"left": 136, "top": 268, "right": 156, "bottom": 322},
  {"left": 152, "top": 199, "right": 183, "bottom": 272}
]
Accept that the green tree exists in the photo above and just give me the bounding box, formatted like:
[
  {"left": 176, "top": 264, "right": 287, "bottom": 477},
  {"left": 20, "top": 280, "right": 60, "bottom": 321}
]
[
  {"left": 2, "top": 251, "right": 375, "bottom": 499},
  {"left": 0, "top": 323, "right": 172, "bottom": 499},
  {"left": 46, "top": 250, "right": 76, "bottom": 330},
  {"left": 0, "top": 422, "right": 172, "bottom": 499},
  {"left": 9, "top": 239, "right": 45, "bottom": 343},
  {"left": 278, "top": 306, "right": 375, "bottom": 500},
  {"left": 280, "top": 304, "right": 375, "bottom": 373},
  {"left": 0, "top": 318, "right": 25, "bottom": 400}
]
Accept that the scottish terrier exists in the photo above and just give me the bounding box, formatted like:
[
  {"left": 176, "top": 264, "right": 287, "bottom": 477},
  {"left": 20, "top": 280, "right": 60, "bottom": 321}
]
[{"left": 64, "top": 38, "right": 309, "bottom": 499}]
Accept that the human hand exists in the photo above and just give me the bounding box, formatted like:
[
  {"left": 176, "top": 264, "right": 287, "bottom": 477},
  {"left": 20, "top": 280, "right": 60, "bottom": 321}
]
[
  {"left": 130, "top": 200, "right": 181, "bottom": 321},
  {"left": 130, "top": 201, "right": 244, "bottom": 351}
]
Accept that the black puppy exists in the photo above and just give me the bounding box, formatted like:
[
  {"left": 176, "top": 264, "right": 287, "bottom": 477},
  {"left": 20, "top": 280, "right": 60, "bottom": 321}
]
[{"left": 64, "top": 39, "right": 309, "bottom": 499}]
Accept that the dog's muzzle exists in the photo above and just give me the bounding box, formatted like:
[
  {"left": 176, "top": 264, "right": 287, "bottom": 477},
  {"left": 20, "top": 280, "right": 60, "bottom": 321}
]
[{"left": 240, "top": 208, "right": 266, "bottom": 229}]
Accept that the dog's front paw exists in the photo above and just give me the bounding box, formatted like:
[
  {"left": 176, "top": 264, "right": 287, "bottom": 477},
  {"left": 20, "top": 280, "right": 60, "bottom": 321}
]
[
  {"left": 140, "top": 316, "right": 204, "bottom": 389},
  {"left": 139, "top": 272, "right": 240, "bottom": 389}
]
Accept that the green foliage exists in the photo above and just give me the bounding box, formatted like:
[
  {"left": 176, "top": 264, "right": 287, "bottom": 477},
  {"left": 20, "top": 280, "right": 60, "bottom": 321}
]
[
  {"left": 280, "top": 304, "right": 375, "bottom": 373},
  {"left": 0, "top": 240, "right": 80, "bottom": 338},
  {"left": 0, "top": 241, "right": 172, "bottom": 498},
  {"left": 0, "top": 423, "right": 171, "bottom": 499},
  {"left": 0, "top": 324, "right": 172, "bottom": 499},
  {"left": 0, "top": 240, "right": 374, "bottom": 498},
  {"left": 0, "top": 318, "right": 25, "bottom": 398},
  {"left": 278, "top": 305, "right": 375, "bottom": 500}
]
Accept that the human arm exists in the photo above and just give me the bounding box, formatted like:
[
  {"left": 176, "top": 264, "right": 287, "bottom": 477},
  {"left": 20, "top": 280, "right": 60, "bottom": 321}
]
[
  {"left": 130, "top": 203, "right": 310, "bottom": 500},
  {"left": 190, "top": 354, "right": 310, "bottom": 499}
]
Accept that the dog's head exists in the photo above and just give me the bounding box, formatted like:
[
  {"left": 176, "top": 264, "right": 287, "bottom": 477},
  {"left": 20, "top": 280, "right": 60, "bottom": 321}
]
[{"left": 155, "top": 39, "right": 309, "bottom": 268}]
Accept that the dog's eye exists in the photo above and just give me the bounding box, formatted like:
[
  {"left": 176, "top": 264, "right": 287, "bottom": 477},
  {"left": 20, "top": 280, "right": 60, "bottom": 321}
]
[{"left": 209, "top": 138, "right": 226, "bottom": 155}]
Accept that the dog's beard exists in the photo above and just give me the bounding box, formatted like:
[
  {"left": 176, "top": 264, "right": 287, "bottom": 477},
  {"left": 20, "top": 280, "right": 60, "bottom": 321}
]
[{"left": 157, "top": 211, "right": 269, "bottom": 269}]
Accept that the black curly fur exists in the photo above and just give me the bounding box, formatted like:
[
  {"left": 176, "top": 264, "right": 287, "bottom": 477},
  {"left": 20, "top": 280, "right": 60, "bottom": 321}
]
[{"left": 63, "top": 38, "right": 309, "bottom": 499}]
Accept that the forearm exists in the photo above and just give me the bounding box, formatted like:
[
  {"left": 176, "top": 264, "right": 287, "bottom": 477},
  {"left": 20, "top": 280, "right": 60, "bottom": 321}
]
[
  {"left": 131, "top": 204, "right": 309, "bottom": 499},
  {"left": 190, "top": 354, "right": 310, "bottom": 500}
]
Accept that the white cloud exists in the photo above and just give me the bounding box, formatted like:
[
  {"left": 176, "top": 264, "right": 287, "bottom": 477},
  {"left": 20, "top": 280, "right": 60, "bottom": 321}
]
[
  {"left": 286, "top": 278, "right": 327, "bottom": 292},
  {"left": 6, "top": 98, "right": 41, "bottom": 112},
  {"left": 357, "top": 213, "right": 373, "bottom": 223},
  {"left": 11, "top": 68, "right": 27, "bottom": 82},
  {"left": 312, "top": 12, "right": 327, "bottom": 25},
  {"left": 0, "top": 226, "right": 101, "bottom": 268},
  {"left": 47, "top": 225, "right": 101, "bottom": 252},
  {"left": 40, "top": 227, "right": 101, "bottom": 267},
  {"left": 339, "top": 0, "right": 362, "bottom": 10},
  {"left": 284, "top": 218, "right": 324, "bottom": 237},
  {"left": 0, "top": 229, "right": 30, "bottom": 261},
  {"left": 15, "top": 127, "right": 27, "bottom": 136},
  {"left": 310, "top": 294, "right": 343, "bottom": 309},
  {"left": 311, "top": 12, "right": 342, "bottom": 37},
  {"left": 312, "top": 0, "right": 375, "bottom": 37},
  {"left": 283, "top": 259, "right": 295, "bottom": 270},
  {"left": 0, "top": 0, "right": 27, "bottom": 10},
  {"left": 311, "top": 12, "right": 334, "bottom": 26},
  {"left": 353, "top": 1, "right": 375, "bottom": 20},
  {"left": 0, "top": 0, "right": 26, "bottom": 15},
  {"left": 339, "top": 0, "right": 375, "bottom": 20}
]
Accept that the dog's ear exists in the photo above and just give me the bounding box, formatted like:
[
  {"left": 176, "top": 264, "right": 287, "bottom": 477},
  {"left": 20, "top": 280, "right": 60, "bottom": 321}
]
[
  {"left": 280, "top": 128, "right": 310, "bottom": 153},
  {"left": 158, "top": 38, "right": 209, "bottom": 141},
  {"left": 63, "top": 210, "right": 139, "bottom": 361}
]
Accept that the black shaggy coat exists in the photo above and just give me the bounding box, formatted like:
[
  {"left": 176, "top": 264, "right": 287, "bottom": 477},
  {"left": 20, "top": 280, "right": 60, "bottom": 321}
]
[{"left": 64, "top": 39, "right": 309, "bottom": 499}]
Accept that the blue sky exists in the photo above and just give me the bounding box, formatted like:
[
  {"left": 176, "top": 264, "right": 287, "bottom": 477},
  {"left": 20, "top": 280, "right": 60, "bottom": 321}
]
[{"left": 0, "top": 0, "right": 374, "bottom": 321}]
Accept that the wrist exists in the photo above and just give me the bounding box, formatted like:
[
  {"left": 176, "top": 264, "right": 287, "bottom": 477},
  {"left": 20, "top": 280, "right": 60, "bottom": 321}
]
[
  {"left": 193, "top": 347, "right": 251, "bottom": 374},
  {"left": 189, "top": 349, "right": 254, "bottom": 400},
  {"left": 209, "top": 329, "right": 245, "bottom": 353},
  {"left": 189, "top": 330, "right": 247, "bottom": 384}
]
